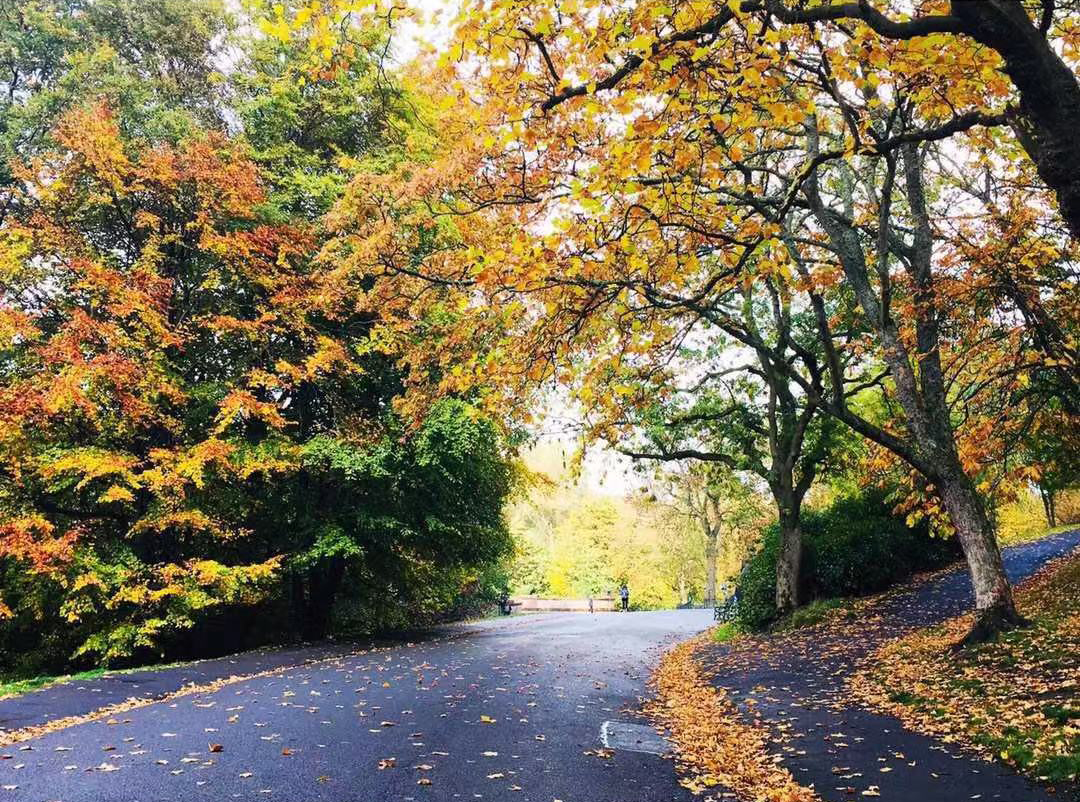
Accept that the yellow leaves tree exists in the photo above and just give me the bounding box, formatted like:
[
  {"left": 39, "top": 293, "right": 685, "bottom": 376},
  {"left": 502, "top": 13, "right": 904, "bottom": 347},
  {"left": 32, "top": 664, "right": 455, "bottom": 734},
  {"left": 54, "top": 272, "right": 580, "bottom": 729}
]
[
  {"left": 303, "top": 0, "right": 1080, "bottom": 643},
  {"left": 0, "top": 104, "right": 332, "bottom": 660}
]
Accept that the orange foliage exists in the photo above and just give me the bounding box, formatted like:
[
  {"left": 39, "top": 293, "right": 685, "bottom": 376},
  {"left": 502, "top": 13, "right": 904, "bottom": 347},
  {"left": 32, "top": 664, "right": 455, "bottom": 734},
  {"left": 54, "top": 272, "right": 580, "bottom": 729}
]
[
  {"left": 648, "top": 633, "right": 818, "bottom": 802},
  {"left": 0, "top": 103, "right": 352, "bottom": 640}
]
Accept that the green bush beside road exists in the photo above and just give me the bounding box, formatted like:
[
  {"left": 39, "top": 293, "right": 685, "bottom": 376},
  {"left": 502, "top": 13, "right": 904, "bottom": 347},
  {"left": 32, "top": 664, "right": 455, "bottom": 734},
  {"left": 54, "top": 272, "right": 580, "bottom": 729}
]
[{"left": 736, "top": 492, "right": 960, "bottom": 631}]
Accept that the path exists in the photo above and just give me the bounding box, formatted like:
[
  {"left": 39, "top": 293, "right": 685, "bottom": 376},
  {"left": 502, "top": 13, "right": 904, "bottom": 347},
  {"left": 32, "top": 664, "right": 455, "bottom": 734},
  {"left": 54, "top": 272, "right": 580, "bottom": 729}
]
[
  {"left": 696, "top": 529, "right": 1080, "bottom": 802},
  {"left": 0, "top": 609, "right": 713, "bottom": 801},
  {"left": 0, "top": 644, "right": 363, "bottom": 734}
]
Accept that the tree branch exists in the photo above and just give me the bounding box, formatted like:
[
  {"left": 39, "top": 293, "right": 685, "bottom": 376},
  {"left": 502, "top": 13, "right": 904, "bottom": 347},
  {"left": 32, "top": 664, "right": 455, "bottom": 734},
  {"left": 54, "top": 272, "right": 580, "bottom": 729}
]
[
  {"left": 540, "top": 9, "right": 735, "bottom": 110},
  {"left": 753, "top": 0, "right": 965, "bottom": 39}
]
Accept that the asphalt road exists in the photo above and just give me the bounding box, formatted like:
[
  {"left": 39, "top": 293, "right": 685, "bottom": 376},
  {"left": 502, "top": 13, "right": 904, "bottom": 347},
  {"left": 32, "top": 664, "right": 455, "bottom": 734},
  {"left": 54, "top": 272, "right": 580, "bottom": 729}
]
[
  {"left": 697, "top": 528, "right": 1080, "bottom": 802},
  {"left": 1, "top": 609, "right": 713, "bottom": 802}
]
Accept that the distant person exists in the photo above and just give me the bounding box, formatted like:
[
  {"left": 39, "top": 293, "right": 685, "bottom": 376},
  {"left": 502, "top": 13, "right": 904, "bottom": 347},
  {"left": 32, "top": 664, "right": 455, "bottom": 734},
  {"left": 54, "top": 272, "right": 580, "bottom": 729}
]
[
  {"left": 619, "top": 583, "right": 629, "bottom": 612},
  {"left": 588, "top": 595, "right": 594, "bottom": 614}
]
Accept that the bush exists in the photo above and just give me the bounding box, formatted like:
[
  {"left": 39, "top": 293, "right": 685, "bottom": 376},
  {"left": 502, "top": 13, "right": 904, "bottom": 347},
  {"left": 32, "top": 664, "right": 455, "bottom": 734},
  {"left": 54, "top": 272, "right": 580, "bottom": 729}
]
[
  {"left": 736, "top": 534, "right": 783, "bottom": 631},
  {"left": 736, "top": 491, "right": 960, "bottom": 631}
]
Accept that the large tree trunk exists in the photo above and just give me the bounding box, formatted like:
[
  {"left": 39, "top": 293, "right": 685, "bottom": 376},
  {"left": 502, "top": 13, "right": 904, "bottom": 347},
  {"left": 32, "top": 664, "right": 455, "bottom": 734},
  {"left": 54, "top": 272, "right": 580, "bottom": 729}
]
[
  {"left": 951, "top": 0, "right": 1080, "bottom": 241},
  {"left": 804, "top": 136, "right": 1024, "bottom": 643},
  {"left": 937, "top": 470, "right": 1026, "bottom": 646},
  {"left": 774, "top": 506, "right": 802, "bottom": 616}
]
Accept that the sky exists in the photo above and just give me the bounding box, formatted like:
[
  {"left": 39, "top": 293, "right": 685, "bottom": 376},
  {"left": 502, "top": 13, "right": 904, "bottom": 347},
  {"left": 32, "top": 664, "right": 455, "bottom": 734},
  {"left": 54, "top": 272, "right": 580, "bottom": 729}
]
[
  {"left": 389, "top": 0, "right": 457, "bottom": 64},
  {"left": 525, "top": 393, "right": 647, "bottom": 498}
]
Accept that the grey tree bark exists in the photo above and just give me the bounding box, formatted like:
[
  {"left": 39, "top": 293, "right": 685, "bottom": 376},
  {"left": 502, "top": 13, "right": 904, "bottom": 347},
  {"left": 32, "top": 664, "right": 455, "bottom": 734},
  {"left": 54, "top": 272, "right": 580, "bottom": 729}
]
[
  {"left": 798, "top": 133, "right": 1022, "bottom": 641},
  {"left": 775, "top": 503, "right": 803, "bottom": 617}
]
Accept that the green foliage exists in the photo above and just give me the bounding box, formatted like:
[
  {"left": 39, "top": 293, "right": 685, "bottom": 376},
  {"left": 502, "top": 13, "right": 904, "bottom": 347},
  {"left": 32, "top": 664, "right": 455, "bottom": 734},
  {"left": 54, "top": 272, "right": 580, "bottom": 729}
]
[
  {"left": 710, "top": 622, "right": 740, "bottom": 643},
  {"left": 232, "top": 18, "right": 415, "bottom": 220},
  {"left": 0, "top": 0, "right": 230, "bottom": 189},
  {"left": 773, "top": 597, "right": 850, "bottom": 632},
  {"left": 733, "top": 530, "right": 782, "bottom": 632},
  {"left": 736, "top": 491, "right": 960, "bottom": 631}
]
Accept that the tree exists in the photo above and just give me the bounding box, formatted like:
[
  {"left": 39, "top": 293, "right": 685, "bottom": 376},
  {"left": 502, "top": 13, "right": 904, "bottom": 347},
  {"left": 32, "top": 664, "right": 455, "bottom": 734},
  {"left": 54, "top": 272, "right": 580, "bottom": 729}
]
[
  {"left": 449, "top": 2, "right": 1072, "bottom": 642},
  {"left": 0, "top": 0, "right": 231, "bottom": 218},
  {"left": 649, "top": 463, "right": 760, "bottom": 607},
  {"left": 794, "top": 135, "right": 1030, "bottom": 640},
  {"left": 617, "top": 289, "right": 850, "bottom": 615},
  {"left": 454, "top": 0, "right": 1080, "bottom": 242},
  {"left": 0, "top": 5, "right": 515, "bottom": 668},
  {"left": 258, "top": 0, "right": 1078, "bottom": 641},
  {"left": 0, "top": 103, "right": 294, "bottom": 658},
  {"left": 1023, "top": 405, "right": 1080, "bottom": 527},
  {"left": 232, "top": 11, "right": 413, "bottom": 222}
]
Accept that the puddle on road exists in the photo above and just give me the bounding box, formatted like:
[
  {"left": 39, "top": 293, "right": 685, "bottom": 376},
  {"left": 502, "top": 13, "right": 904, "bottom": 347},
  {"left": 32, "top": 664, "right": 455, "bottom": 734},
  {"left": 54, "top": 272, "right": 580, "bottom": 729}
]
[{"left": 600, "top": 720, "right": 670, "bottom": 755}]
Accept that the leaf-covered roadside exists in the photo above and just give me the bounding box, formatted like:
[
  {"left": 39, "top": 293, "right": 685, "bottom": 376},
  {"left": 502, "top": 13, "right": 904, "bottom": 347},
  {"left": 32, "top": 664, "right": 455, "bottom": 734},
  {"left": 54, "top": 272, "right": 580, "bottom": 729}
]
[
  {"left": 850, "top": 549, "right": 1080, "bottom": 784},
  {"left": 0, "top": 644, "right": 372, "bottom": 747},
  {"left": 646, "top": 633, "right": 817, "bottom": 802}
]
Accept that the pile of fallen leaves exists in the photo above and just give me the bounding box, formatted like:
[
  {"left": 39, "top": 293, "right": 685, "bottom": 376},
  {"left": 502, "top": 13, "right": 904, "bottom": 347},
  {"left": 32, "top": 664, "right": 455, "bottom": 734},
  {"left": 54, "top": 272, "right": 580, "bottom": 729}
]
[
  {"left": 646, "top": 634, "right": 818, "bottom": 802},
  {"left": 850, "top": 549, "right": 1080, "bottom": 784}
]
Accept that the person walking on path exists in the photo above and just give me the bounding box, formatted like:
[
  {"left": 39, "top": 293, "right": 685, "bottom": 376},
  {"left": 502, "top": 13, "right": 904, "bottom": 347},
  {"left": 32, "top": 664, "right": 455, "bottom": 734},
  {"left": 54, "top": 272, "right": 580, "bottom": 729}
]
[{"left": 619, "top": 583, "right": 630, "bottom": 612}]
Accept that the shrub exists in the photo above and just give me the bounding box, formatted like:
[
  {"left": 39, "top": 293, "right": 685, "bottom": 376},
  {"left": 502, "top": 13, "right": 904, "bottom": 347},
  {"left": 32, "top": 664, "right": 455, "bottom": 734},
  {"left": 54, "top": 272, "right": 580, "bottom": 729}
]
[
  {"left": 735, "top": 533, "right": 782, "bottom": 631},
  {"left": 735, "top": 491, "right": 960, "bottom": 631}
]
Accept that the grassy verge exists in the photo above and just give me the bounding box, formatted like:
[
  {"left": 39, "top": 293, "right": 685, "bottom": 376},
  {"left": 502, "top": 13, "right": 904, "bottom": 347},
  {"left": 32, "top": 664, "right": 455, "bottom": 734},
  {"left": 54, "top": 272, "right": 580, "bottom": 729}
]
[
  {"left": 772, "top": 597, "right": 853, "bottom": 632},
  {"left": 712, "top": 597, "right": 855, "bottom": 644},
  {"left": 710, "top": 622, "right": 740, "bottom": 643},
  {"left": 0, "top": 668, "right": 110, "bottom": 699},
  {"left": 850, "top": 548, "right": 1080, "bottom": 785},
  {"left": 998, "top": 521, "right": 1078, "bottom": 547}
]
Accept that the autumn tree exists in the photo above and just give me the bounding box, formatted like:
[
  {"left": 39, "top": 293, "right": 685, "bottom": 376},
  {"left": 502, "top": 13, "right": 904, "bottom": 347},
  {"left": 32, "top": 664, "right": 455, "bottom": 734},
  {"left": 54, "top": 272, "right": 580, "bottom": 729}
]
[
  {"left": 0, "top": 0, "right": 231, "bottom": 219},
  {"left": 1022, "top": 405, "right": 1080, "bottom": 528},
  {"left": 0, "top": 105, "right": 292, "bottom": 658},
  {"left": 648, "top": 463, "right": 760, "bottom": 607},
  {"left": 239, "top": 0, "right": 1078, "bottom": 641},
  {"left": 439, "top": 2, "right": 1073, "bottom": 642},
  {"left": 464, "top": 0, "right": 1080, "bottom": 243},
  {"left": 615, "top": 286, "right": 852, "bottom": 615},
  {"left": 0, "top": 4, "right": 514, "bottom": 669}
]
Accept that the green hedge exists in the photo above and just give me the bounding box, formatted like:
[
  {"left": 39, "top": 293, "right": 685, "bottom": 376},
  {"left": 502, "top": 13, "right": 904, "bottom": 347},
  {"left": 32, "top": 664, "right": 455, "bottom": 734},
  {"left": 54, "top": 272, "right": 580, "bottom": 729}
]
[{"left": 736, "top": 492, "right": 960, "bottom": 631}]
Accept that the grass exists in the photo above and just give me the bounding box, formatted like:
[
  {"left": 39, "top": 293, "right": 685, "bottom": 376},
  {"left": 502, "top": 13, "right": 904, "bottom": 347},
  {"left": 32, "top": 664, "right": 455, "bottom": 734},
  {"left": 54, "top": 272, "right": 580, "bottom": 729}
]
[
  {"left": 772, "top": 597, "right": 851, "bottom": 632},
  {"left": 851, "top": 549, "right": 1080, "bottom": 785},
  {"left": 711, "top": 596, "right": 853, "bottom": 643},
  {"left": 998, "top": 521, "right": 1079, "bottom": 547},
  {"left": 0, "top": 668, "right": 110, "bottom": 700},
  {"left": 711, "top": 622, "right": 741, "bottom": 643}
]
